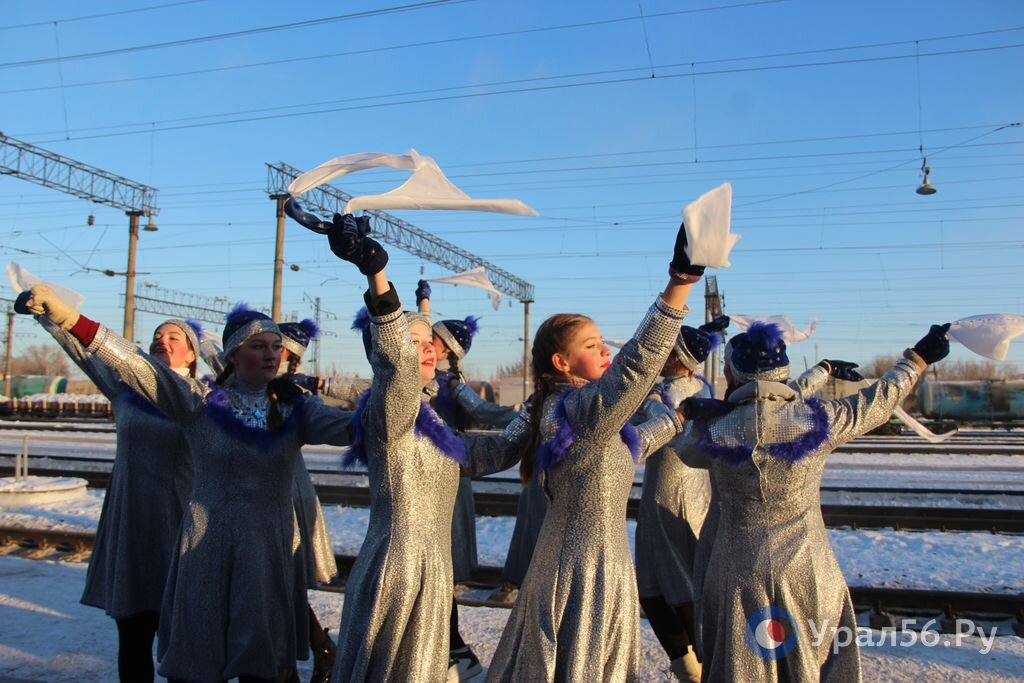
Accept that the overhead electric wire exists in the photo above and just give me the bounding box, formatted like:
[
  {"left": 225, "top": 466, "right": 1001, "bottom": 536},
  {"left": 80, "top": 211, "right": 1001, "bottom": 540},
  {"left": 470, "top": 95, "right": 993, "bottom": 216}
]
[
  {"left": 23, "top": 40, "right": 1024, "bottom": 144},
  {"left": 0, "top": 0, "right": 208, "bottom": 31}
]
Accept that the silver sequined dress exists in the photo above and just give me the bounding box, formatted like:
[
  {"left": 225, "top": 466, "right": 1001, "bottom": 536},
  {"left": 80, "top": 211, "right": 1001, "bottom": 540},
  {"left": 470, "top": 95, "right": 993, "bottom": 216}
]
[
  {"left": 686, "top": 358, "right": 922, "bottom": 682},
  {"left": 487, "top": 298, "right": 686, "bottom": 682},
  {"left": 333, "top": 307, "right": 527, "bottom": 683},
  {"left": 83, "top": 324, "right": 352, "bottom": 681},
  {"left": 633, "top": 373, "right": 711, "bottom": 606},
  {"left": 42, "top": 321, "right": 193, "bottom": 619}
]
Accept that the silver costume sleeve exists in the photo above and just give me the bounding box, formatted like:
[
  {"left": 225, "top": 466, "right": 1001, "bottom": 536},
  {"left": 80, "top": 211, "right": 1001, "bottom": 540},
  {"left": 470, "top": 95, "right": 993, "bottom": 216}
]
[
  {"left": 633, "top": 400, "right": 683, "bottom": 462},
  {"left": 788, "top": 365, "right": 829, "bottom": 399},
  {"left": 38, "top": 317, "right": 121, "bottom": 399},
  {"left": 86, "top": 324, "right": 206, "bottom": 424},
  {"left": 198, "top": 338, "right": 227, "bottom": 377},
  {"left": 459, "top": 414, "right": 531, "bottom": 478},
  {"left": 452, "top": 382, "right": 520, "bottom": 428},
  {"left": 300, "top": 395, "right": 354, "bottom": 446},
  {"left": 366, "top": 308, "right": 420, "bottom": 441},
  {"left": 824, "top": 357, "right": 921, "bottom": 448},
  {"left": 564, "top": 297, "right": 687, "bottom": 443},
  {"left": 672, "top": 423, "right": 713, "bottom": 469}
]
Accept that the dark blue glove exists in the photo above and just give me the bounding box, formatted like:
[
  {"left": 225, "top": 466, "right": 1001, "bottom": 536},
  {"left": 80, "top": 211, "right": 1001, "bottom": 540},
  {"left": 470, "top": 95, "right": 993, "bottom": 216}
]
[
  {"left": 681, "top": 397, "right": 735, "bottom": 421},
  {"left": 283, "top": 197, "right": 331, "bottom": 234},
  {"left": 282, "top": 373, "right": 320, "bottom": 395},
  {"left": 700, "top": 315, "right": 730, "bottom": 334},
  {"left": 913, "top": 323, "right": 952, "bottom": 364},
  {"left": 416, "top": 279, "right": 431, "bottom": 305},
  {"left": 327, "top": 213, "right": 388, "bottom": 275},
  {"left": 14, "top": 291, "right": 33, "bottom": 315},
  {"left": 268, "top": 376, "right": 304, "bottom": 403},
  {"left": 669, "top": 221, "right": 706, "bottom": 279},
  {"left": 823, "top": 360, "right": 863, "bottom": 382}
]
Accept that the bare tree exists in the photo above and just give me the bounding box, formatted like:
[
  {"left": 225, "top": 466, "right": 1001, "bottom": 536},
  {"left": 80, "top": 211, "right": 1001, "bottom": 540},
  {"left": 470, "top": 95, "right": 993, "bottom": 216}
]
[{"left": 10, "top": 343, "right": 72, "bottom": 376}]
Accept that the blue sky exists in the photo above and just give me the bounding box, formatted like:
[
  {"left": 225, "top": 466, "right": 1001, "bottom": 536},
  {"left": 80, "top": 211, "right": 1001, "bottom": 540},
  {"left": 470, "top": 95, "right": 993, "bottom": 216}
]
[{"left": 1, "top": 0, "right": 1022, "bottom": 380}]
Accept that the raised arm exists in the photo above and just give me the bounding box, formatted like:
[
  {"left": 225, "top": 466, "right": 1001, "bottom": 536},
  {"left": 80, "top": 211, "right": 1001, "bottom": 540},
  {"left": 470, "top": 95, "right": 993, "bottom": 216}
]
[
  {"left": 17, "top": 286, "right": 205, "bottom": 424},
  {"left": 299, "top": 394, "right": 354, "bottom": 447},
  {"left": 37, "top": 318, "right": 121, "bottom": 399}
]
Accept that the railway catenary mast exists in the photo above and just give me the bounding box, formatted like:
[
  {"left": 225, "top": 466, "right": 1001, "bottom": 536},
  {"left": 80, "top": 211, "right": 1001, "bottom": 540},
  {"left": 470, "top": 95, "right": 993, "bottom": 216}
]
[
  {"left": 0, "top": 132, "right": 159, "bottom": 342},
  {"left": 266, "top": 161, "right": 536, "bottom": 399}
]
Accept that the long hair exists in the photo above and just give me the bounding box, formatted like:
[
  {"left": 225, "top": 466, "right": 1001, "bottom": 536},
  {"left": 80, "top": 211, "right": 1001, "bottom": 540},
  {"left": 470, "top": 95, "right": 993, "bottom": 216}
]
[{"left": 520, "top": 313, "right": 593, "bottom": 483}]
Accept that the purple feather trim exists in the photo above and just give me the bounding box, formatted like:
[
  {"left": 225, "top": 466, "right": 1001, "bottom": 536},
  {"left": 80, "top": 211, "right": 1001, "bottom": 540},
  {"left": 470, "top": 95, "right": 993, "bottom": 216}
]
[
  {"left": 350, "top": 306, "right": 371, "bottom": 332},
  {"left": 707, "top": 332, "right": 722, "bottom": 353},
  {"left": 536, "top": 391, "right": 645, "bottom": 469},
  {"left": 202, "top": 379, "right": 304, "bottom": 445},
  {"left": 659, "top": 388, "right": 673, "bottom": 408},
  {"left": 227, "top": 302, "right": 256, "bottom": 320},
  {"left": 463, "top": 315, "right": 481, "bottom": 338},
  {"left": 298, "top": 318, "right": 320, "bottom": 340},
  {"left": 764, "top": 397, "right": 830, "bottom": 462},
  {"left": 118, "top": 384, "right": 168, "bottom": 419},
  {"left": 342, "top": 389, "right": 372, "bottom": 468},
  {"left": 535, "top": 395, "right": 575, "bottom": 469},
  {"left": 621, "top": 421, "right": 642, "bottom": 462},
  {"left": 343, "top": 388, "right": 468, "bottom": 467},
  {"left": 184, "top": 319, "right": 204, "bottom": 341},
  {"left": 746, "top": 321, "right": 784, "bottom": 349},
  {"left": 695, "top": 422, "right": 751, "bottom": 465}
]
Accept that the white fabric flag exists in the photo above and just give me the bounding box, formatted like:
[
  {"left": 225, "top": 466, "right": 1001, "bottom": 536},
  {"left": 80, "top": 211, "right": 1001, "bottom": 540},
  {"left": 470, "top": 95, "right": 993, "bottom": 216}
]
[
  {"left": 288, "top": 149, "right": 538, "bottom": 216},
  {"left": 948, "top": 314, "right": 1024, "bottom": 361},
  {"left": 681, "top": 182, "right": 741, "bottom": 268},
  {"left": 729, "top": 314, "right": 817, "bottom": 344},
  {"left": 429, "top": 267, "right": 503, "bottom": 310},
  {"left": 6, "top": 261, "right": 86, "bottom": 309}
]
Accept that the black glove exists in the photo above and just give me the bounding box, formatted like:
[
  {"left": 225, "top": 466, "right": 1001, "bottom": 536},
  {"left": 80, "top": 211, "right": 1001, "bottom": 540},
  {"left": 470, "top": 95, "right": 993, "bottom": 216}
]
[
  {"left": 681, "top": 397, "right": 735, "bottom": 421},
  {"left": 700, "top": 315, "right": 730, "bottom": 334},
  {"left": 822, "top": 360, "right": 863, "bottom": 382},
  {"left": 14, "top": 291, "right": 33, "bottom": 315},
  {"left": 327, "top": 213, "right": 389, "bottom": 275},
  {"left": 268, "top": 376, "right": 304, "bottom": 403},
  {"left": 283, "top": 373, "right": 320, "bottom": 395},
  {"left": 913, "top": 323, "right": 952, "bottom": 364},
  {"left": 669, "top": 221, "right": 706, "bottom": 279},
  {"left": 416, "top": 279, "right": 431, "bottom": 305}
]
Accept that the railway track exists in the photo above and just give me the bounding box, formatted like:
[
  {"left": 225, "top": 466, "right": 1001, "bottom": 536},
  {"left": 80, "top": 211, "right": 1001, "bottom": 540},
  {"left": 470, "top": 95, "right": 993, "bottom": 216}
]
[
  {"left": 4, "top": 461, "right": 1024, "bottom": 533},
  {"left": 3, "top": 525, "right": 1021, "bottom": 635}
]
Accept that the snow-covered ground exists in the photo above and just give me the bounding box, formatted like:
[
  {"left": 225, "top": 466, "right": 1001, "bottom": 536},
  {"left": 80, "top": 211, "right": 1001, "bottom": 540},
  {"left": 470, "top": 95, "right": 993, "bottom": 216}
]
[
  {"left": 1, "top": 555, "right": 1022, "bottom": 682},
  {"left": 2, "top": 489, "right": 1023, "bottom": 595}
]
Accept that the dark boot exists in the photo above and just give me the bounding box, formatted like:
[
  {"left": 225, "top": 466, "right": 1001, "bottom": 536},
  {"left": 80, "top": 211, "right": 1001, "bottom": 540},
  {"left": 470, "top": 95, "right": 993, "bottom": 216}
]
[{"left": 309, "top": 605, "right": 336, "bottom": 683}]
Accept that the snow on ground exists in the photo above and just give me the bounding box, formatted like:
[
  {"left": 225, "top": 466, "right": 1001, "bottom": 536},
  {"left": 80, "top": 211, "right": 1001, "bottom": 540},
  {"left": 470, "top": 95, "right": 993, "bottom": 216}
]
[
  {"left": 0, "top": 556, "right": 1022, "bottom": 682},
  {"left": 2, "top": 491, "right": 1024, "bottom": 594}
]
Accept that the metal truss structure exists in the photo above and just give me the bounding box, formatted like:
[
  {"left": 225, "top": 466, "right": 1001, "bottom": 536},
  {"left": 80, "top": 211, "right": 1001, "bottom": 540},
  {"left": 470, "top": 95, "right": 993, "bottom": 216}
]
[
  {"left": 0, "top": 132, "right": 158, "bottom": 215},
  {"left": 266, "top": 161, "right": 535, "bottom": 303},
  {"left": 132, "top": 284, "right": 234, "bottom": 326}
]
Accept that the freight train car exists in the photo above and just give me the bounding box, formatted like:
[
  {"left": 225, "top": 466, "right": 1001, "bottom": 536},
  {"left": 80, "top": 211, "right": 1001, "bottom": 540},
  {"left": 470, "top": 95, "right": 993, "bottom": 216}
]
[{"left": 917, "top": 380, "right": 1024, "bottom": 426}]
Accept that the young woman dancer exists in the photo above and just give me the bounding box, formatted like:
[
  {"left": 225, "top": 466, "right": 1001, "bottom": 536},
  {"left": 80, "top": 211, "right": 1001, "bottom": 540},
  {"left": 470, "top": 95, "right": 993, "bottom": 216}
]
[
  {"left": 681, "top": 321, "right": 950, "bottom": 682},
  {"left": 486, "top": 220, "right": 702, "bottom": 682},
  {"left": 313, "top": 213, "right": 528, "bottom": 682},
  {"left": 37, "top": 316, "right": 201, "bottom": 682},
  {"left": 16, "top": 287, "right": 353, "bottom": 683}
]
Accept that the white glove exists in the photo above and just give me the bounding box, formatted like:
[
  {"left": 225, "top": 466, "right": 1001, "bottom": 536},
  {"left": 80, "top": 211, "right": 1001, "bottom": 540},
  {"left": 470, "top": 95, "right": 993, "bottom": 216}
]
[{"left": 25, "top": 285, "right": 80, "bottom": 330}]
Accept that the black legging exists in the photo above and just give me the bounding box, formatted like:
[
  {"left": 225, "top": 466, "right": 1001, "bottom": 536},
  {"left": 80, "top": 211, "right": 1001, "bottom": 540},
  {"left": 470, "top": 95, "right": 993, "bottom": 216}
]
[
  {"left": 640, "top": 595, "right": 697, "bottom": 661},
  {"left": 450, "top": 595, "right": 467, "bottom": 650},
  {"left": 115, "top": 610, "right": 159, "bottom": 682}
]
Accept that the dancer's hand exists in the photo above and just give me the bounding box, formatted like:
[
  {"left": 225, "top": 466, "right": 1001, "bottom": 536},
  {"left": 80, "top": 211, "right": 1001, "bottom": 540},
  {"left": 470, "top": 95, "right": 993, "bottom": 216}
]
[
  {"left": 700, "top": 315, "right": 730, "bottom": 333},
  {"left": 415, "top": 279, "right": 431, "bottom": 305},
  {"left": 669, "top": 221, "right": 705, "bottom": 282},
  {"left": 912, "top": 323, "right": 952, "bottom": 364},
  {"left": 17, "top": 285, "right": 80, "bottom": 330},
  {"left": 327, "top": 213, "right": 388, "bottom": 275},
  {"left": 819, "top": 360, "right": 864, "bottom": 382}
]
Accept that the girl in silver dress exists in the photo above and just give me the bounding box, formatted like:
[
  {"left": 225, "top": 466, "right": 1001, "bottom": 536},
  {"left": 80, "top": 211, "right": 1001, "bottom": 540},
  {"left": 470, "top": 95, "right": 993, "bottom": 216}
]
[
  {"left": 39, "top": 316, "right": 201, "bottom": 682},
  {"left": 310, "top": 213, "right": 528, "bottom": 683},
  {"left": 680, "top": 321, "right": 951, "bottom": 682},
  {"left": 487, "top": 221, "right": 701, "bottom": 682},
  {"left": 17, "top": 286, "right": 353, "bottom": 683}
]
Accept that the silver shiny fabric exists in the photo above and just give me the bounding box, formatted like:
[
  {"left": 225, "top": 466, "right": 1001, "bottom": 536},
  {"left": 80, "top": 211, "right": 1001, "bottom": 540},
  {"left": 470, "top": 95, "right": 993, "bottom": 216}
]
[
  {"left": 42, "top": 320, "right": 192, "bottom": 619},
  {"left": 86, "top": 324, "right": 352, "bottom": 681},
  {"left": 487, "top": 298, "right": 686, "bottom": 682},
  {"left": 452, "top": 383, "right": 522, "bottom": 428},
  {"left": 501, "top": 470, "right": 548, "bottom": 587},
  {"left": 634, "top": 374, "right": 710, "bottom": 605},
  {"left": 687, "top": 357, "right": 922, "bottom": 683},
  {"left": 333, "top": 308, "right": 527, "bottom": 683}
]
